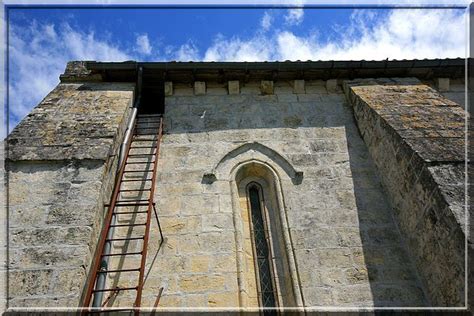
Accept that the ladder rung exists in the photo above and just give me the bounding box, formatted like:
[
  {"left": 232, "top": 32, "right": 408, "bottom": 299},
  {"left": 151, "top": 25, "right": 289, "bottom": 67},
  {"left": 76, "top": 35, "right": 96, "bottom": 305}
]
[
  {"left": 133, "top": 134, "right": 158, "bottom": 137},
  {"left": 121, "top": 178, "right": 153, "bottom": 182},
  {"left": 138, "top": 114, "right": 162, "bottom": 117},
  {"left": 119, "top": 188, "right": 151, "bottom": 192},
  {"left": 115, "top": 202, "right": 150, "bottom": 207},
  {"left": 128, "top": 153, "right": 156, "bottom": 157},
  {"left": 132, "top": 137, "right": 158, "bottom": 141},
  {"left": 109, "top": 223, "right": 147, "bottom": 228},
  {"left": 106, "top": 236, "right": 144, "bottom": 242},
  {"left": 130, "top": 146, "right": 156, "bottom": 149},
  {"left": 132, "top": 137, "right": 158, "bottom": 140},
  {"left": 98, "top": 268, "right": 141, "bottom": 274},
  {"left": 123, "top": 169, "right": 154, "bottom": 173},
  {"left": 126, "top": 161, "right": 155, "bottom": 165},
  {"left": 92, "top": 286, "right": 138, "bottom": 292},
  {"left": 117, "top": 198, "right": 149, "bottom": 202},
  {"left": 136, "top": 124, "right": 160, "bottom": 128},
  {"left": 114, "top": 210, "right": 148, "bottom": 215},
  {"left": 102, "top": 251, "right": 142, "bottom": 257}
]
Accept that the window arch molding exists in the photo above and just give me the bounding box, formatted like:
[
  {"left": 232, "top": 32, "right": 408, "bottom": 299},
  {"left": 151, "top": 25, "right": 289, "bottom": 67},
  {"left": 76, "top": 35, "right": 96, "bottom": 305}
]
[
  {"left": 228, "top": 159, "right": 304, "bottom": 310},
  {"left": 206, "top": 142, "right": 303, "bottom": 184}
]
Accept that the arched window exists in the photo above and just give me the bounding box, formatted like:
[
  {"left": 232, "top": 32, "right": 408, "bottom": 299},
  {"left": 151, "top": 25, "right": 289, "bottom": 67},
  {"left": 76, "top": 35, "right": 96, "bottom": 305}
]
[
  {"left": 233, "top": 161, "right": 300, "bottom": 310},
  {"left": 247, "top": 183, "right": 277, "bottom": 309},
  {"left": 210, "top": 143, "right": 304, "bottom": 309}
]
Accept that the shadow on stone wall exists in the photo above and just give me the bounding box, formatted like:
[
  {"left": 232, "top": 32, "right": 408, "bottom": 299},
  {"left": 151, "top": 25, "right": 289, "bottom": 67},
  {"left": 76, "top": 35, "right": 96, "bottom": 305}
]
[
  {"left": 164, "top": 94, "right": 350, "bottom": 134},
  {"left": 345, "top": 125, "right": 429, "bottom": 307}
]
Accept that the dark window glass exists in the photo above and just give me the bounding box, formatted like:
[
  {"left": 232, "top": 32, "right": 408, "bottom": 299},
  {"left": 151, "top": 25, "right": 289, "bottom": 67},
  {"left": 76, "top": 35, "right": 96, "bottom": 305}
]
[{"left": 249, "top": 186, "right": 277, "bottom": 312}]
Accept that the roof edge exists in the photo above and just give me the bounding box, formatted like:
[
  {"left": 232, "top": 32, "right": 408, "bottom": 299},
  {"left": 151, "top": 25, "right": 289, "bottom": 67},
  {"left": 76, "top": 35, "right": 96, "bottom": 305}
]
[{"left": 60, "top": 58, "right": 467, "bottom": 83}]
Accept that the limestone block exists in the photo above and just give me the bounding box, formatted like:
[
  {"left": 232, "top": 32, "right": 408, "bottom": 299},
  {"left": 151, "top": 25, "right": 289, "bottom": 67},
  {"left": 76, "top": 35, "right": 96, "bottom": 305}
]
[
  {"left": 9, "top": 269, "right": 53, "bottom": 296},
  {"left": 10, "top": 246, "right": 89, "bottom": 269},
  {"left": 9, "top": 296, "right": 77, "bottom": 308},
  {"left": 437, "top": 78, "right": 450, "bottom": 92},
  {"left": 333, "top": 284, "right": 373, "bottom": 304},
  {"left": 208, "top": 291, "right": 239, "bottom": 307},
  {"left": 178, "top": 275, "right": 226, "bottom": 293},
  {"left": 228, "top": 80, "right": 240, "bottom": 95},
  {"left": 160, "top": 216, "right": 201, "bottom": 235},
  {"left": 211, "top": 254, "right": 237, "bottom": 273},
  {"left": 344, "top": 267, "right": 369, "bottom": 285},
  {"left": 186, "top": 255, "right": 210, "bottom": 273},
  {"left": 293, "top": 80, "right": 305, "bottom": 94},
  {"left": 326, "top": 79, "right": 338, "bottom": 92},
  {"left": 260, "top": 80, "right": 274, "bottom": 95},
  {"left": 185, "top": 294, "right": 208, "bottom": 307},
  {"left": 157, "top": 294, "right": 182, "bottom": 307},
  {"left": 52, "top": 268, "right": 85, "bottom": 295},
  {"left": 194, "top": 81, "right": 206, "bottom": 95},
  {"left": 302, "top": 287, "right": 334, "bottom": 306},
  {"left": 164, "top": 81, "right": 173, "bottom": 96}
]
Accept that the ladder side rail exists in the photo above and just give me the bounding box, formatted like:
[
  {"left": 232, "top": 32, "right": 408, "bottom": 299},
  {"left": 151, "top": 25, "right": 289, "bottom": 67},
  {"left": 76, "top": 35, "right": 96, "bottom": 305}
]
[
  {"left": 134, "top": 117, "right": 163, "bottom": 314},
  {"left": 93, "top": 108, "right": 138, "bottom": 308},
  {"left": 82, "top": 118, "right": 138, "bottom": 312}
]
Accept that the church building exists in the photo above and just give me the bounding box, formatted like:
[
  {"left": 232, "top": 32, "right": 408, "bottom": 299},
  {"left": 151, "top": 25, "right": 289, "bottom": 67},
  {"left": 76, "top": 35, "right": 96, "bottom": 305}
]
[{"left": 5, "top": 59, "right": 468, "bottom": 312}]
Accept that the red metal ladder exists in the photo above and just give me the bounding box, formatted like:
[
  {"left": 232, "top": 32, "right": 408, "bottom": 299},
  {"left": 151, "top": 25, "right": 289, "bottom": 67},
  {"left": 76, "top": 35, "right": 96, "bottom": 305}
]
[{"left": 82, "top": 114, "right": 164, "bottom": 315}]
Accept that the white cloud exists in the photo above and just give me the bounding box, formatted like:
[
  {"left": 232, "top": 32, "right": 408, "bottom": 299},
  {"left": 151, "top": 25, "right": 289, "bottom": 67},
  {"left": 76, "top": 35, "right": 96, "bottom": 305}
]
[
  {"left": 261, "top": 11, "right": 273, "bottom": 31},
  {"left": 204, "top": 34, "right": 273, "bottom": 61},
  {"left": 285, "top": 9, "right": 304, "bottom": 25},
  {"left": 203, "top": 9, "right": 466, "bottom": 61},
  {"left": 175, "top": 41, "right": 200, "bottom": 61},
  {"left": 8, "top": 21, "right": 132, "bottom": 130},
  {"left": 135, "top": 34, "right": 152, "bottom": 55}
]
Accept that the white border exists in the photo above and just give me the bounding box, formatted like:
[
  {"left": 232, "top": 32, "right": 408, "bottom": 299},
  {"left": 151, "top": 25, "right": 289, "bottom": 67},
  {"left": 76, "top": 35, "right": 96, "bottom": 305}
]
[{"left": 1, "top": 0, "right": 471, "bottom": 313}]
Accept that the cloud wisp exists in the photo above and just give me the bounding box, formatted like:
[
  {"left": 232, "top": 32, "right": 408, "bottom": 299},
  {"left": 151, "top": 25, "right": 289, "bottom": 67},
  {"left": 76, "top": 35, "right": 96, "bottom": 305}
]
[
  {"left": 285, "top": 9, "right": 304, "bottom": 25},
  {"left": 136, "top": 34, "right": 152, "bottom": 55},
  {"left": 261, "top": 11, "right": 273, "bottom": 31}
]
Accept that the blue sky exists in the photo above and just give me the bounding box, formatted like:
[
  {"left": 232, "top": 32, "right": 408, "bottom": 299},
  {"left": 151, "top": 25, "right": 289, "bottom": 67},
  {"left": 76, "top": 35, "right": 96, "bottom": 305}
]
[{"left": 5, "top": 5, "right": 468, "bottom": 135}]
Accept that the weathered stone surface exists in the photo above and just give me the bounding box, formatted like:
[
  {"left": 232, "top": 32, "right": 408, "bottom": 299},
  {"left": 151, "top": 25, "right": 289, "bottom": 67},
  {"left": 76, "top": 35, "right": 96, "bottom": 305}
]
[
  {"left": 9, "top": 269, "right": 53, "bottom": 297},
  {"left": 437, "top": 77, "right": 450, "bottom": 92},
  {"left": 344, "top": 77, "right": 466, "bottom": 306},
  {"left": 142, "top": 81, "right": 430, "bottom": 308},
  {"left": 194, "top": 81, "right": 206, "bottom": 95},
  {"left": 178, "top": 275, "right": 227, "bottom": 293},
  {"left": 59, "top": 61, "right": 102, "bottom": 82},
  {"left": 228, "top": 80, "right": 240, "bottom": 95},
  {"left": 293, "top": 80, "right": 305, "bottom": 94},
  {"left": 326, "top": 79, "right": 338, "bottom": 92},
  {"left": 7, "top": 67, "right": 451, "bottom": 309},
  {"left": 7, "top": 82, "right": 134, "bottom": 161},
  {"left": 260, "top": 80, "right": 274, "bottom": 95},
  {"left": 7, "top": 81, "right": 133, "bottom": 307}
]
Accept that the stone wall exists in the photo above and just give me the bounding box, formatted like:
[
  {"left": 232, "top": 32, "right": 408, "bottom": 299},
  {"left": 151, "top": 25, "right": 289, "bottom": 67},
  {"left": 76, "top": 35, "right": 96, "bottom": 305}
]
[
  {"left": 125, "top": 79, "right": 429, "bottom": 309},
  {"left": 434, "top": 78, "right": 466, "bottom": 107},
  {"left": 6, "top": 82, "right": 135, "bottom": 308},
  {"left": 8, "top": 71, "right": 466, "bottom": 310},
  {"left": 344, "top": 78, "right": 467, "bottom": 306}
]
